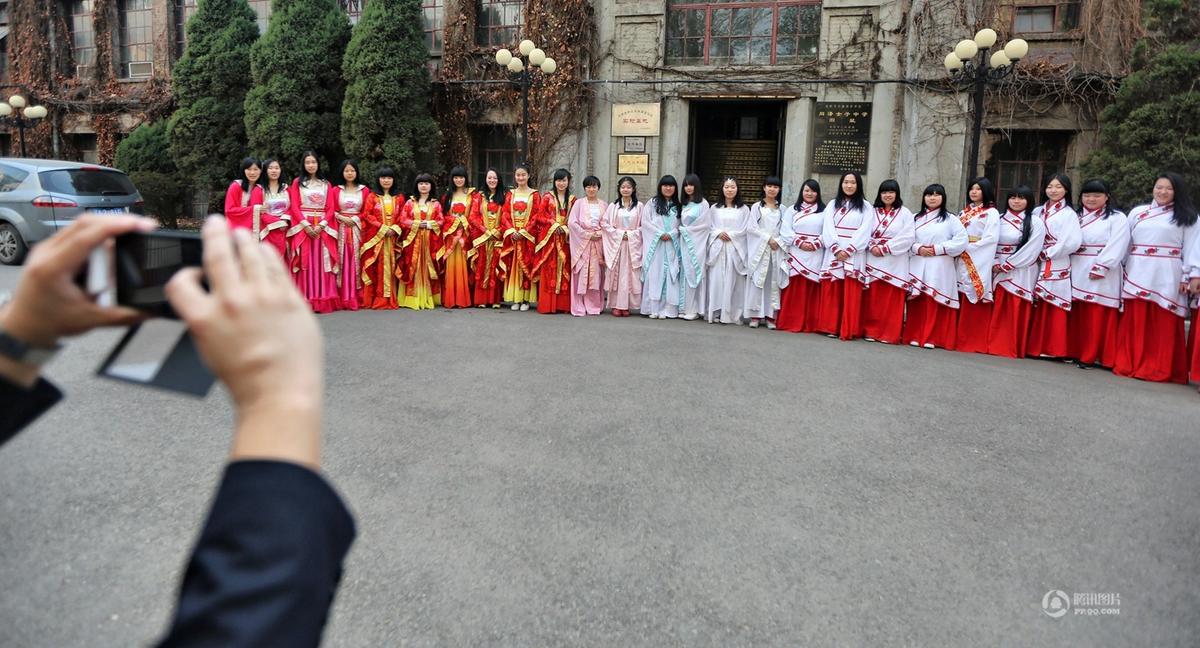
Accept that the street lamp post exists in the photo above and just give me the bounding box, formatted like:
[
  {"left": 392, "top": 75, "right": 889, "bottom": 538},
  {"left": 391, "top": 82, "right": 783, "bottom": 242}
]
[
  {"left": 944, "top": 29, "right": 1029, "bottom": 181},
  {"left": 495, "top": 40, "right": 557, "bottom": 167},
  {"left": 0, "top": 94, "right": 49, "bottom": 158}
]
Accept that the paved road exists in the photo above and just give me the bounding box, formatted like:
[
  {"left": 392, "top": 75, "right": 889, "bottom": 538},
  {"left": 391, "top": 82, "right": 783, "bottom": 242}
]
[{"left": 1, "top": 263, "right": 1197, "bottom": 646}]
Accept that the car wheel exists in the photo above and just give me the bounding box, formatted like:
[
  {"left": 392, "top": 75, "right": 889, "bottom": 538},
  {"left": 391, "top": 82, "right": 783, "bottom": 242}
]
[{"left": 0, "top": 222, "right": 28, "bottom": 265}]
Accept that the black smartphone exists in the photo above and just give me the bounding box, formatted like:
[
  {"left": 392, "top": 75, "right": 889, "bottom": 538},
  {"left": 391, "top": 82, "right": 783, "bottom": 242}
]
[{"left": 113, "top": 230, "right": 203, "bottom": 319}]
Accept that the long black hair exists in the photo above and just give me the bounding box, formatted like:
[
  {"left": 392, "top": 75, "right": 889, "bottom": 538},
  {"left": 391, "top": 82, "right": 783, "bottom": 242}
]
[
  {"left": 682, "top": 174, "right": 704, "bottom": 205},
  {"left": 375, "top": 166, "right": 399, "bottom": 197},
  {"left": 440, "top": 164, "right": 470, "bottom": 212},
  {"left": 872, "top": 178, "right": 902, "bottom": 210},
  {"left": 551, "top": 168, "right": 573, "bottom": 213},
  {"left": 718, "top": 176, "right": 744, "bottom": 209},
  {"left": 413, "top": 172, "right": 437, "bottom": 200},
  {"left": 917, "top": 184, "right": 951, "bottom": 222},
  {"left": 336, "top": 159, "right": 362, "bottom": 189},
  {"left": 482, "top": 167, "right": 508, "bottom": 205},
  {"left": 1157, "top": 172, "right": 1197, "bottom": 227},
  {"left": 834, "top": 171, "right": 866, "bottom": 211},
  {"left": 655, "top": 174, "right": 680, "bottom": 216},
  {"left": 614, "top": 176, "right": 639, "bottom": 208},
  {"left": 966, "top": 177, "right": 996, "bottom": 209},
  {"left": 260, "top": 157, "right": 287, "bottom": 194},
  {"left": 297, "top": 150, "right": 325, "bottom": 187},
  {"left": 793, "top": 178, "right": 825, "bottom": 212},
  {"left": 760, "top": 175, "right": 783, "bottom": 207},
  {"left": 1005, "top": 184, "right": 1037, "bottom": 248},
  {"left": 1078, "top": 178, "right": 1116, "bottom": 219},
  {"left": 238, "top": 157, "right": 261, "bottom": 193},
  {"left": 1041, "top": 172, "right": 1074, "bottom": 209}
]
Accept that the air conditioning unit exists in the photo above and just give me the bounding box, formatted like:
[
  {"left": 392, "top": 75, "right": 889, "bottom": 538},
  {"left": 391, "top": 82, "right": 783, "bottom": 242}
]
[
  {"left": 128, "top": 61, "right": 154, "bottom": 78},
  {"left": 76, "top": 65, "right": 93, "bottom": 79}
]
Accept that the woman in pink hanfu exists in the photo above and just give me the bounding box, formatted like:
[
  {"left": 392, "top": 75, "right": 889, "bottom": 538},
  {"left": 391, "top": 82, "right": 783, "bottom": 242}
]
[
  {"left": 567, "top": 175, "right": 607, "bottom": 316},
  {"left": 287, "top": 150, "right": 340, "bottom": 314},
  {"left": 224, "top": 157, "right": 263, "bottom": 233},
  {"left": 325, "top": 159, "right": 370, "bottom": 312},
  {"left": 602, "top": 176, "right": 643, "bottom": 316}
]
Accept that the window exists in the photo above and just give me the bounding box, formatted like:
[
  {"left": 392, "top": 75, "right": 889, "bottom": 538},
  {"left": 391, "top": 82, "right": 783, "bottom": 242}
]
[
  {"left": 0, "top": 162, "right": 29, "bottom": 191},
  {"left": 667, "top": 0, "right": 820, "bottom": 66},
  {"left": 341, "top": 0, "right": 365, "bottom": 24},
  {"left": 41, "top": 166, "right": 139, "bottom": 196},
  {"left": 70, "top": 0, "right": 96, "bottom": 77},
  {"left": 0, "top": 2, "right": 8, "bottom": 83},
  {"left": 175, "top": 0, "right": 199, "bottom": 59},
  {"left": 424, "top": 0, "right": 444, "bottom": 55},
  {"left": 248, "top": 0, "right": 271, "bottom": 33},
  {"left": 1013, "top": 1, "right": 1081, "bottom": 33},
  {"left": 472, "top": 126, "right": 520, "bottom": 190},
  {"left": 119, "top": 0, "right": 154, "bottom": 78},
  {"left": 986, "top": 130, "right": 1070, "bottom": 199},
  {"left": 476, "top": 0, "right": 521, "bottom": 48}
]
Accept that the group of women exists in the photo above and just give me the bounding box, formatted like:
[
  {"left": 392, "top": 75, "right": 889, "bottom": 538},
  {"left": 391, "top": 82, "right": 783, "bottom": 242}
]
[{"left": 223, "top": 153, "right": 1200, "bottom": 388}]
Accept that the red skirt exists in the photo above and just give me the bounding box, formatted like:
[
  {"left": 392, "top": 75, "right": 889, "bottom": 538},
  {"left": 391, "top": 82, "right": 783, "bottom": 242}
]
[
  {"left": 1067, "top": 301, "right": 1119, "bottom": 367},
  {"left": 987, "top": 288, "right": 1033, "bottom": 358},
  {"left": 1113, "top": 299, "right": 1187, "bottom": 383},
  {"left": 536, "top": 265, "right": 572, "bottom": 314},
  {"left": 776, "top": 277, "right": 822, "bottom": 333},
  {"left": 1192, "top": 309, "right": 1200, "bottom": 383},
  {"left": 815, "top": 278, "right": 865, "bottom": 340},
  {"left": 861, "top": 281, "right": 906, "bottom": 344},
  {"left": 1026, "top": 301, "right": 1070, "bottom": 358},
  {"left": 955, "top": 296, "right": 993, "bottom": 354},
  {"left": 902, "top": 294, "right": 957, "bottom": 349}
]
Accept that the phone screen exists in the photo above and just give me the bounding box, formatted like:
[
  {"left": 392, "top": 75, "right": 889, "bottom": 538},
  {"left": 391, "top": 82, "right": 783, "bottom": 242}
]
[{"left": 113, "top": 231, "right": 203, "bottom": 318}]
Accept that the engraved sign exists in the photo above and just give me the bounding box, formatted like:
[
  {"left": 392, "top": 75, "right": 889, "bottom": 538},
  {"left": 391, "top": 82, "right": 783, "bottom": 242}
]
[{"left": 811, "top": 101, "right": 872, "bottom": 174}]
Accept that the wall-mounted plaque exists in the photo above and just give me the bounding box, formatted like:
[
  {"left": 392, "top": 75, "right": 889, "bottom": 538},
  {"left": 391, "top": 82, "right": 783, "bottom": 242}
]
[
  {"left": 624, "top": 136, "right": 646, "bottom": 153},
  {"left": 617, "top": 154, "right": 650, "bottom": 175},
  {"left": 611, "top": 103, "right": 661, "bottom": 137},
  {"left": 811, "top": 101, "right": 872, "bottom": 174}
]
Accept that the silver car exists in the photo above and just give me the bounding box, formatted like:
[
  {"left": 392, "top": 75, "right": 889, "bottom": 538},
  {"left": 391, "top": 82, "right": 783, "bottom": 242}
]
[{"left": 0, "top": 158, "right": 145, "bottom": 265}]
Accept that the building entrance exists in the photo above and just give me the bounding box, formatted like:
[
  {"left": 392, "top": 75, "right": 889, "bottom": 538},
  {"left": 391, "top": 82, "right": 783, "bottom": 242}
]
[{"left": 688, "top": 101, "right": 786, "bottom": 206}]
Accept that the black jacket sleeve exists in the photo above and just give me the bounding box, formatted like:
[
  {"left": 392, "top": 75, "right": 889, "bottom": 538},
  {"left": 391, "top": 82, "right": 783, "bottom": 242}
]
[
  {"left": 156, "top": 460, "right": 356, "bottom": 648},
  {"left": 0, "top": 376, "right": 63, "bottom": 446}
]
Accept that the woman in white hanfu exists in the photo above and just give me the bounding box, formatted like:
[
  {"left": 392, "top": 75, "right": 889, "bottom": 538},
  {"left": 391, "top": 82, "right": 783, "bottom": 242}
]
[
  {"left": 986, "top": 185, "right": 1047, "bottom": 358},
  {"left": 1026, "top": 173, "right": 1083, "bottom": 358},
  {"left": 1067, "top": 178, "right": 1129, "bottom": 368},
  {"left": 744, "top": 175, "right": 789, "bottom": 329},
  {"left": 903, "top": 184, "right": 968, "bottom": 349},
  {"left": 777, "top": 179, "right": 826, "bottom": 333},
  {"left": 953, "top": 178, "right": 1002, "bottom": 353},
  {"left": 816, "top": 171, "right": 873, "bottom": 340},
  {"left": 678, "top": 174, "right": 710, "bottom": 320},
  {"left": 705, "top": 177, "right": 752, "bottom": 324},
  {"left": 860, "top": 178, "right": 914, "bottom": 344},
  {"left": 640, "top": 175, "right": 682, "bottom": 319},
  {"left": 601, "top": 176, "right": 643, "bottom": 317}
]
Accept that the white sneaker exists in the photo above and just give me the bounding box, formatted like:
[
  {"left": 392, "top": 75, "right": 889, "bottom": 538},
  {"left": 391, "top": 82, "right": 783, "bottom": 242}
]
[
  {"left": 923, "top": 343, "right": 935, "bottom": 349},
  {"left": 909, "top": 341, "right": 920, "bottom": 347},
  {"left": 749, "top": 319, "right": 760, "bottom": 328},
  {"left": 510, "top": 303, "right": 520, "bottom": 311},
  {"left": 519, "top": 303, "right": 529, "bottom": 311},
  {"left": 864, "top": 336, "right": 876, "bottom": 342},
  {"left": 766, "top": 321, "right": 777, "bottom": 330},
  {"left": 682, "top": 314, "right": 697, "bottom": 321},
  {"left": 648, "top": 313, "right": 658, "bottom": 319}
]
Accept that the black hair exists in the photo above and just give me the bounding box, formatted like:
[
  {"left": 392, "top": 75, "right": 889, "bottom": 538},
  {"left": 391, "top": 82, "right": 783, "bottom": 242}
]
[
  {"left": 375, "top": 166, "right": 399, "bottom": 196},
  {"left": 582, "top": 175, "right": 601, "bottom": 189},
  {"left": 1157, "top": 172, "right": 1197, "bottom": 227},
  {"left": 917, "top": 184, "right": 951, "bottom": 222},
  {"left": 872, "top": 178, "right": 903, "bottom": 210},
  {"left": 793, "top": 178, "right": 825, "bottom": 212},
  {"left": 1005, "top": 184, "right": 1037, "bottom": 248},
  {"left": 760, "top": 175, "right": 783, "bottom": 207},
  {"left": 298, "top": 150, "right": 325, "bottom": 187},
  {"left": 966, "top": 177, "right": 996, "bottom": 209},
  {"left": 655, "top": 174, "right": 681, "bottom": 217},
  {"left": 337, "top": 159, "right": 362, "bottom": 190},
  {"left": 551, "top": 168, "right": 573, "bottom": 214},
  {"left": 1041, "top": 172, "right": 1074, "bottom": 210},
  {"left": 260, "top": 157, "right": 287, "bottom": 194},
  {"left": 413, "top": 172, "right": 437, "bottom": 200},
  {"left": 718, "top": 176, "right": 744, "bottom": 209},
  {"left": 238, "top": 157, "right": 261, "bottom": 193},
  {"left": 834, "top": 171, "right": 866, "bottom": 212},
  {"left": 682, "top": 174, "right": 704, "bottom": 205},
  {"left": 513, "top": 163, "right": 532, "bottom": 188},
  {"left": 1078, "top": 178, "right": 1116, "bottom": 219},
  {"left": 440, "top": 164, "right": 470, "bottom": 213},
  {"left": 482, "top": 167, "right": 508, "bottom": 205},
  {"left": 613, "top": 176, "right": 639, "bottom": 208}
]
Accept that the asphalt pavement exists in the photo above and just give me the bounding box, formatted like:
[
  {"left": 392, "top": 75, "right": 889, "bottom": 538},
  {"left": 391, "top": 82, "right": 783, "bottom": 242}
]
[{"left": 1, "top": 263, "right": 1197, "bottom": 647}]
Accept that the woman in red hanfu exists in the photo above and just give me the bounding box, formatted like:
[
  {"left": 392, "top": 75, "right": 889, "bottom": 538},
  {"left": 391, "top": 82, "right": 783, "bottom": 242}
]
[
  {"left": 325, "top": 160, "right": 370, "bottom": 311},
  {"left": 532, "top": 168, "right": 575, "bottom": 314},
  {"left": 399, "top": 173, "right": 444, "bottom": 310},
  {"left": 359, "top": 166, "right": 407, "bottom": 310},
  {"left": 256, "top": 158, "right": 291, "bottom": 258},
  {"left": 501, "top": 164, "right": 542, "bottom": 311},
  {"left": 287, "top": 151, "right": 340, "bottom": 314},
  {"left": 224, "top": 157, "right": 263, "bottom": 233},
  {"left": 439, "top": 165, "right": 478, "bottom": 308},
  {"left": 469, "top": 168, "right": 510, "bottom": 309}
]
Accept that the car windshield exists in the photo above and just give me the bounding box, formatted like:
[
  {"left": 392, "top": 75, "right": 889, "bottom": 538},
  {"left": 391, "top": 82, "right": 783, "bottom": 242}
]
[{"left": 39, "top": 169, "right": 137, "bottom": 196}]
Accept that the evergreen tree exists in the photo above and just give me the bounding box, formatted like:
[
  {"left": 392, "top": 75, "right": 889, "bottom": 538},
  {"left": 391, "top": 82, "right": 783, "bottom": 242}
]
[
  {"left": 245, "top": 0, "right": 351, "bottom": 169},
  {"left": 167, "top": 0, "right": 259, "bottom": 191},
  {"left": 116, "top": 121, "right": 185, "bottom": 228},
  {"left": 1081, "top": 0, "right": 1200, "bottom": 209},
  {"left": 341, "top": 0, "right": 442, "bottom": 180}
]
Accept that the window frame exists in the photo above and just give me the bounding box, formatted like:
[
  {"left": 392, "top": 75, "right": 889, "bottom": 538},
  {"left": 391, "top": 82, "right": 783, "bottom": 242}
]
[
  {"left": 473, "top": 126, "right": 521, "bottom": 190},
  {"left": 69, "top": 0, "right": 97, "bottom": 76},
  {"left": 118, "top": 0, "right": 154, "bottom": 79},
  {"left": 475, "top": 0, "right": 523, "bottom": 48},
  {"left": 1012, "top": 1, "right": 1081, "bottom": 34},
  {"left": 424, "top": 0, "right": 444, "bottom": 55},
  {"left": 666, "top": 0, "right": 821, "bottom": 67}
]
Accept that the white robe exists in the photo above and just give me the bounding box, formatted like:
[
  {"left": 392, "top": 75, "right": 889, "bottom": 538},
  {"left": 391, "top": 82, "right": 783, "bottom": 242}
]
[
  {"left": 908, "top": 212, "right": 969, "bottom": 308},
  {"left": 1122, "top": 202, "right": 1200, "bottom": 317},
  {"left": 679, "top": 199, "right": 710, "bottom": 318},
  {"left": 1070, "top": 208, "right": 1129, "bottom": 309},
  {"left": 780, "top": 202, "right": 825, "bottom": 284},
  {"left": 861, "top": 205, "right": 915, "bottom": 292},
  {"left": 744, "top": 202, "right": 789, "bottom": 319},
  {"left": 640, "top": 199, "right": 682, "bottom": 317},
  {"left": 1033, "top": 202, "right": 1083, "bottom": 310},
  {"left": 705, "top": 205, "right": 751, "bottom": 323},
  {"left": 955, "top": 206, "right": 1001, "bottom": 303},
  {"left": 819, "top": 201, "right": 872, "bottom": 282},
  {"left": 993, "top": 210, "right": 1047, "bottom": 303}
]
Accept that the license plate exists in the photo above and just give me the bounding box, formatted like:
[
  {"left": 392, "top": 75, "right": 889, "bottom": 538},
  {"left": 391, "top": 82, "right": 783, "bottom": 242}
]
[{"left": 93, "top": 207, "right": 129, "bottom": 215}]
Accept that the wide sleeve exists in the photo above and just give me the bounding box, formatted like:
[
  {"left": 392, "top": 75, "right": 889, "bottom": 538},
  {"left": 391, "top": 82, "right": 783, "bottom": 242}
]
[
  {"left": 398, "top": 199, "right": 416, "bottom": 229},
  {"left": 627, "top": 205, "right": 644, "bottom": 269},
  {"left": 886, "top": 207, "right": 915, "bottom": 256},
  {"left": 1183, "top": 220, "right": 1200, "bottom": 280},
  {"left": 600, "top": 203, "right": 621, "bottom": 266},
  {"left": 1091, "top": 212, "right": 1130, "bottom": 276},
  {"left": 155, "top": 461, "right": 355, "bottom": 648},
  {"left": 223, "top": 182, "right": 253, "bottom": 230},
  {"left": 567, "top": 199, "right": 588, "bottom": 263},
  {"left": 361, "top": 192, "right": 381, "bottom": 229},
  {"left": 969, "top": 208, "right": 1001, "bottom": 256},
  {"left": 1045, "top": 210, "right": 1083, "bottom": 259},
  {"left": 323, "top": 186, "right": 340, "bottom": 224},
  {"left": 745, "top": 203, "right": 769, "bottom": 260},
  {"left": 820, "top": 203, "right": 838, "bottom": 250},
  {"left": 467, "top": 194, "right": 485, "bottom": 240},
  {"left": 846, "top": 206, "right": 874, "bottom": 254},
  {"left": 287, "top": 179, "right": 304, "bottom": 225},
  {"left": 938, "top": 218, "right": 969, "bottom": 257},
  {"left": 1004, "top": 216, "right": 1047, "bottom": 271}
]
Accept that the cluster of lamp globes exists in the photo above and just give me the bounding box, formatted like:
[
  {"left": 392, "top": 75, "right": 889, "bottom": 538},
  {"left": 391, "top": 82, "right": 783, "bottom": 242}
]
[
  {"left": 0, "top": 95, "right": 48, "bottom": 121},
  {"left": 495, "top": 40, "right": 558, "bottom": 75},
  {"left": 943, "top": 28, "right": 1029, "bottom": 72}
]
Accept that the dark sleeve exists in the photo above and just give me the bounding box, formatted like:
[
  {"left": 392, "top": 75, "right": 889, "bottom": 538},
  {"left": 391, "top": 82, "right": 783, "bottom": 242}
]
[
  {"left": 0, "top": 376, "right": 63, "bottom": 446},
  {"left": 156, "top": 461, "right": 356, "bottom": 648}
]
